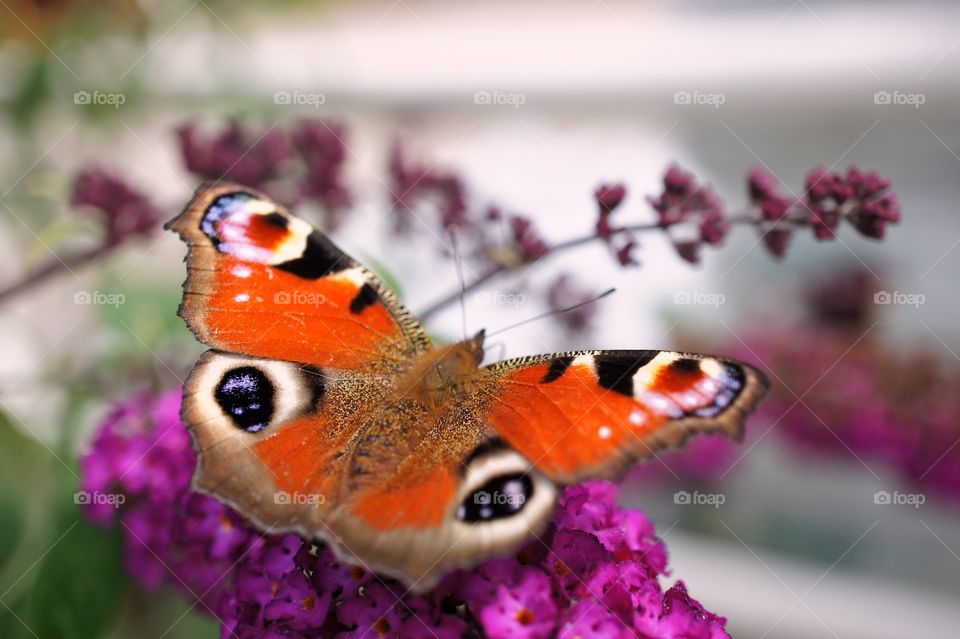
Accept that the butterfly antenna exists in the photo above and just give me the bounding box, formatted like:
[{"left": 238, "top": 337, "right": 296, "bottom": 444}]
[
  {"left": 449, "top": 227, "right": 469, "bottom": 341},
  {"left": 485, "top": 287, "right": 616, "bottom": 338}
]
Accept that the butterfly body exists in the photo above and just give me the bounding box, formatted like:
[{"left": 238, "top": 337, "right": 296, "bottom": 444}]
[{"left": 169, "top": 183, "right": 768, "bottom": 589}]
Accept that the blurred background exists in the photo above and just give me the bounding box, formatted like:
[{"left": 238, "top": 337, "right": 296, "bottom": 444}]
[{"left": 1, "top": 1, "right": 959, "bottom": 637}]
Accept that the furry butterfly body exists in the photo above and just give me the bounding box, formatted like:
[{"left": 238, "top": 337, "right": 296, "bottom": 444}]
[{"left": 168, "top": 183, "right": 768, "bottom": 590}]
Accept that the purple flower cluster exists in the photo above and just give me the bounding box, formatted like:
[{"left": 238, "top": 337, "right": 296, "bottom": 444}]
[
  {"left": 71, "top": 169, "right": 163, "bottom": 246},
  {"left": 594, "top": 183, "right": 639, "bottom": 267},
  {"left": 507, "top": 216, "right": 551, "bottom": 263},
  {"left": 547, "top": 274, "right": 600, "bottom": 334},
  {"left": 81, "top": 388, "right": 732, "bottom": 639},
  {"left": 747, "top": 166, "right": 901, "bottom": 258},
  {"left": 177, "top": 119, "right": 352, "bottom": 229},
  {"left": 647, "top": 166, "right": 730, "bottom": 264},
  {"left": 678, "top": 268, "right": 960, "bottom": 503},
  {"left": 627, "top": 434, "right": 739, "bottom": 486},
  {"left": 80, "top": 390, "right": 255, "bottom": 611},
  {"left": 178, "top": 120, "right": 291, "bottom": 192},
  {"left": 344, "top": 139, "right": 901, "bottom": 335},
  {"left": 388, "top": 142, "right": 468, "bottom": 231},
  {"left": 291, "top": 121, "right": 353, "bottom": 220}
]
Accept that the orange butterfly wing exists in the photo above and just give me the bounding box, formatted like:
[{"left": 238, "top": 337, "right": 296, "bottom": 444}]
[
  {"left": 482, "top": 350, "right": 767, "bottom": 483},
  {"left": 166, "top": 183, "right": 430, "bottom": 370}
]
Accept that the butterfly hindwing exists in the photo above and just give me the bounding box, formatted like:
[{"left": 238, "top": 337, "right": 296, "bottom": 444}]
[
  {"left": 182, "top": 350, "right": 345, "bottom": 532},
  {"left": 481, "top": 350, "right": 768, "bottom": 483},
  {"left": 166, "top": 183, "right": 430, "bottom": 370},
  {"left": 183, "top": 348, "right": 558, "bottom": 590}
]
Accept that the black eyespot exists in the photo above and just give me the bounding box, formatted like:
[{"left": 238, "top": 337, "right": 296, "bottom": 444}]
[
  {"left": 672, "top": 357, "right": 701, "bottom": 373},
  {"left": 215, "top": 366, "right": 275, "bottom": 433},
  {"left": 262, "top": 211, "right": 289, "bottom": 228},
  {"left": 456, "top": 474, "right": 533, "bottom": 523}
]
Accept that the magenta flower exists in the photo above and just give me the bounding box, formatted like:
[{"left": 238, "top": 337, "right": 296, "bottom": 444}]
[
  {"left": 509, "top": 215, "right": 550, "bottom": 262},
  {"left": 747, "top": 167, "right": 794, "bottom": 259},
  {"left": 388, "top": 142, "right": 468, "bottom": 231},
  {"left": 680, "top": 268, "right": 960, "bottom": 505},
  {"left": 594, "top": 182, "right": 639, "bottom": 266},
  {"left": 177, "top": 120, "right": 292, "bottom": 190},
  {"left": 745, "top": 166, "right": 900, "bottom": 259},
  {"left": 71, "top": 169, "right": 163, "bottom": 245},
  {"left": 81, "top": 388, "right": 733, "bottom": 638},
  {"left": 547, "top": 274, "right": 599, "bottom": 334},
  {"left": 290, "top": 120, "right": 353, "bottom": 226},
  {"left": 647, "top": 165, "right": 729, "bottom": 264}
]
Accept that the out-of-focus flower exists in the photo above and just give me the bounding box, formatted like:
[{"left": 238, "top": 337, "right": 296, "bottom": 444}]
[
  {"left": 746, "top": 166, "right": 900, "bottom": 259},
  {"left": 748, "top": 167, "right": 794, "bottom": 259},
  {"left": 387, "top": 142, "right": 468, "bottom": 231},
  {"left": 81, "top": 390, "right": 732, "bottom": 638},
  {"left": 508, "top": 215, "right": 550, "bottom": 263},
  {"left": 595, "top": 182, "right": 638, "bottom": 266},
  {"left": 628, "top": 434, "right": 740, "bottom": 485},
  {"left": 177, "top": 120, "right": 292, "bottom": 191},
  {"left": 825, "top": 167, "right": 900, "bottom": 240},
  {"left": 547, "top": 274, "right": 599, "bottom": 334},
  {"left": 679, "top": 267, "right": 960, "bottom": 504},
  {"left": 648, "top": 165, "right": 729, "bottom": 264},
  {"left": 81, "top": 388, "right": 259, "bottom": 611},
  {"left": 176, "top": 119, "right": 355, "bottom": 229},
  {"left": 291, "top": 120, "right": 352, "bottom": 226},
  {"left": 70, "top": 169, "right": 163, "bottom": 245}
]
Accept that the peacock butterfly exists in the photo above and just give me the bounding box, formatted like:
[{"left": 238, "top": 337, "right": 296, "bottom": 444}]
[{"left": 167, "top": 183, "right": 768, "bottom": 590}]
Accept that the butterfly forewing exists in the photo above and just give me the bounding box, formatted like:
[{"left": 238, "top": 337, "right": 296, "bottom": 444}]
[
  {"left": 166, "top": 183, "right": 430, "bottom": 370},
  {"left": 481, "top": 350, "right": 768, "bottom": 483}
]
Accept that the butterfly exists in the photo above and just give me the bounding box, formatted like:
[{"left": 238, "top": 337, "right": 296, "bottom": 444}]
[{"left": 167, "top": 183, "right": 768, "bottom": 591}]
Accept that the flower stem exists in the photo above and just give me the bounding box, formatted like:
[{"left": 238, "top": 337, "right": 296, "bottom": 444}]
[
  {"left": 0, "top": 244, "right": 111, "bottom": 304},
  {"left": 418, "top": 216, "right": 761, "bottom": 322}
]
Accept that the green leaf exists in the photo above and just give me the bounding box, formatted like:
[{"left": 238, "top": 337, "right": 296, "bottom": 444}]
[
  {"left": 0, "top": 409, "right": 125, "bottom": 637},
  {"left": 24, "top": 512, "right": 126, "bottom": 639},
  {"left": 0, "top": 593, "right": 33, "bottom": 639},
  {"left": 0, "top": 496, "right": 22, "bottom": 574},
  {"left": 7, "top": 57, "right": 52, "bottom": 128}
]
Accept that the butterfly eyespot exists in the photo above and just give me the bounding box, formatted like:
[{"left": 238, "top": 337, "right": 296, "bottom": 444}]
[
  {"left": 214, "top": 366, "right": 275, "bottom": 433},
  {"left": 456, "top": 473, "right": 533, "bottom": 523}
]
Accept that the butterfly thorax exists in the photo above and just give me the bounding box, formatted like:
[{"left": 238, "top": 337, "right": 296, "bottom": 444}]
[
  {"left": 336, "top": 333, "right": 490, "bottom": 492},
  {"left": 393, "top": 332, "right": 485, "bottom": 411}
]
